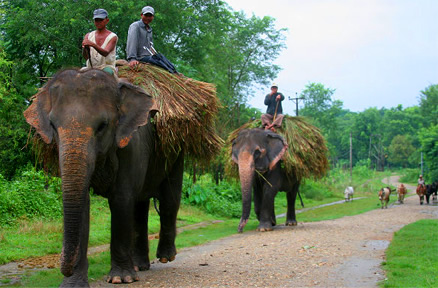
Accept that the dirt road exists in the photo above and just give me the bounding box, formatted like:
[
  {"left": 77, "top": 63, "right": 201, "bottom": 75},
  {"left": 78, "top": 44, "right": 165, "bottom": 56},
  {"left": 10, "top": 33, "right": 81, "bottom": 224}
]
[{"left": 92, "top": 176, "right": 437, "bottom": 287}]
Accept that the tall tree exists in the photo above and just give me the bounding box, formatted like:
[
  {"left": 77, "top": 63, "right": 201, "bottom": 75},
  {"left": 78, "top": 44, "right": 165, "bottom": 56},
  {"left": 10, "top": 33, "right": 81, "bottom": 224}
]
[
  {"left": 0, "top": 41, "right": 31, "bottom": 178},
  {"left": 299, "top": 83, "right": 343, "bottom": 164},
  {"left": 387, "top": 135, "right": 416, "bottom": 168},
  {"left": 419, "top": 124, "right": 438, "bottom": 180},
  {"left": 419, "top": 84, "right": 438, "bottom": 127}
]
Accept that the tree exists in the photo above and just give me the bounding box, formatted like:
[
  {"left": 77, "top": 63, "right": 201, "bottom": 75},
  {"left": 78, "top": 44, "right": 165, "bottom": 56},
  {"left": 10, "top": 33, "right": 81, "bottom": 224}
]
[
  {"left": 299, "top": 83, "right": 343, "bottom": 164},
  {"left": 419, "top": 84, "right": 438, "bottom": 127},
  {"left": 0, "top": 41, "right": 31, "bottom": 178},
  {"left": 387, "top": 135, "right": 415, "bottom": 168},
  {"left": 419, "top": 124, "right": 438, "bottom": 181}
]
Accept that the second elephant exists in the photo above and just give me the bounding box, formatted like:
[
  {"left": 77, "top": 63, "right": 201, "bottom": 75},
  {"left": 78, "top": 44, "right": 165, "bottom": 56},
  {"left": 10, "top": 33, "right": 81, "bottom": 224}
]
[{"left": 232, "top": 128, "right": 299, "bottom": 232}]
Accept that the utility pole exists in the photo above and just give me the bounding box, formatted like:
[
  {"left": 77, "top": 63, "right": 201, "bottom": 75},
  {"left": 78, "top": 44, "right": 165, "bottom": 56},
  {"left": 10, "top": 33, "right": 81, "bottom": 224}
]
[
  {"left": 421, "top": 152, "right": 424, "bottom": 176},
  {"left": 350, "top": 132, "right": 353, "bottom": 182},
  {"left": 288, "top": 93, "right": 305, "bottom": 116}
]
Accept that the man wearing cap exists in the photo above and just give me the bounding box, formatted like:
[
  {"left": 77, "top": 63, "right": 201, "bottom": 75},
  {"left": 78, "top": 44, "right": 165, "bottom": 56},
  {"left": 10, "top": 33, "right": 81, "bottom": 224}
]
[
  {"left": 126, "top": 6, "right": 155, "bottom": 68},
  {"left": 261, "top": 83, "right": 285, "bottom": 131},
  {"left": 82, "top": 8, "right": 118, "bottom": 75},
  {"left": 418, "top": 175, "right": 425, "bottom": 187}
]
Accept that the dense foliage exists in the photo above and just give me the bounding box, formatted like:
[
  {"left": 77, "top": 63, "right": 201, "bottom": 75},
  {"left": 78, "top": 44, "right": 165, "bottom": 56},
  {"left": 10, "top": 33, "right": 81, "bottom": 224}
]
[{"left": 0, "top": 168, "right": 62, "bottom": 227}]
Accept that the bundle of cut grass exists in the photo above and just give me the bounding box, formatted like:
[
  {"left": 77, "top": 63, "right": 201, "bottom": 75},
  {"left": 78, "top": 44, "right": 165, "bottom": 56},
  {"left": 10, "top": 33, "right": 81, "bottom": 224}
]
[
  {"left": 225, "top": 116, "right": 329, "bottom": 181},
  {"left": 117, "top": 63, "right": 223, "bottom": 162}
]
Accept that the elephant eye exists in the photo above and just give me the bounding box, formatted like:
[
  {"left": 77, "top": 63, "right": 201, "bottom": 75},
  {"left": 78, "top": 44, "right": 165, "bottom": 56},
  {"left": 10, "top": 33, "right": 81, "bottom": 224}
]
[
  {"left": 96, "top": 121, "right": 108, "bottom": 134},
  {"left": 50, "top": 122, "right": 57, "bottom": 132},
  {"left": 254, "top": 149, "right": 262, "bottom": 159}
]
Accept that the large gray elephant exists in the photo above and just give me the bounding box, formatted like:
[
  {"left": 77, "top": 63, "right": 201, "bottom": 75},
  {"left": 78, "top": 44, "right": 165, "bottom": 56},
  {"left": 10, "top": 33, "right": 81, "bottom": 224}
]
[
  {"left": 23, "top": 69, "right": 183, "bottom": 287},
  {"left": 232, "top": 128, "right": 299, "bottom": 232}
]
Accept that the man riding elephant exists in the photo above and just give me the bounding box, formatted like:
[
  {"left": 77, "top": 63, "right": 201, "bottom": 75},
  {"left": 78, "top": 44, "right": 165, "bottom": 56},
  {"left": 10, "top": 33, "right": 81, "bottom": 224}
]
[{"left": 261, "top": 83, "right": 285, "bottom": 132}]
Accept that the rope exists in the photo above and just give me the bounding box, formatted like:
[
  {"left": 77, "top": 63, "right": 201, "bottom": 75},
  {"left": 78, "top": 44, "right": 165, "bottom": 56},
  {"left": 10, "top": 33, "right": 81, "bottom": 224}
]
[{"left": 255, "top": 170, "right": 272, "bottom": 187}]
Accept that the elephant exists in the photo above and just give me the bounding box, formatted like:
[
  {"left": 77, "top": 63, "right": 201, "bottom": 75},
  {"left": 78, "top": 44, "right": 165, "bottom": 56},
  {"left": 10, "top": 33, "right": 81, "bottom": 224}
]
[
  {"left": 231, "top": 128, "right": 299, "bottom": 233},
  {"left": 23, "top": 69, "right": 184, "bottom": 287}
]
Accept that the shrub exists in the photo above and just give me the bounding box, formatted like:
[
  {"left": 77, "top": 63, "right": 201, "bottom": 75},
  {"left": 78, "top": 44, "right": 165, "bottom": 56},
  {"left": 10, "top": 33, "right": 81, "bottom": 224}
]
[
  {"left": 300, "top": 179, "right": 333, "bottom": 200},
  {"left": 182, "top": 173, "right": 242, "bottom": 218},
  {"left": 0, "top": 168, "right": 62, "bottom": 227},
  {"left": 399, "top": 168, "right": 421, "bottom": 184}
]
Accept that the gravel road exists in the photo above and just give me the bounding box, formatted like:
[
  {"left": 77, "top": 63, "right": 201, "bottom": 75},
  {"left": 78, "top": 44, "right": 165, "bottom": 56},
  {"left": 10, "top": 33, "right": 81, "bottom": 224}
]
[{"left": 92, "top": 176, "right": 438, "bottom": 287}]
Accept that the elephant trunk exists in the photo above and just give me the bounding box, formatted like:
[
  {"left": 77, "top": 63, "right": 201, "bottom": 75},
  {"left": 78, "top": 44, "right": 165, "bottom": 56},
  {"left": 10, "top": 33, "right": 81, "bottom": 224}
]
[
  {"left": 58, "top": 126, "right": 95, "bottom": 277},
  {"left": 237, "top": 152, "right": 255, "bottom": 233}
]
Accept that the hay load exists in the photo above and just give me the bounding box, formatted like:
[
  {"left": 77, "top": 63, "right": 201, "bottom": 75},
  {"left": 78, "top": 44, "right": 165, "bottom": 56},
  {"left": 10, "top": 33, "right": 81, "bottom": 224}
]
[
  {"left": 225, "top": 116, "right": 329, "bottom": 181},
  {"left": 117, "top": 63, "right": 223, "bottom": 161}
]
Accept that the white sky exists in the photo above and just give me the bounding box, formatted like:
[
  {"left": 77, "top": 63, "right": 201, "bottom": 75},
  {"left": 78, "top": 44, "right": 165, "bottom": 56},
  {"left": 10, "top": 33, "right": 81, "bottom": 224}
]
[{"left": 225, "top": 0, "right": 438, "bottom": 114}]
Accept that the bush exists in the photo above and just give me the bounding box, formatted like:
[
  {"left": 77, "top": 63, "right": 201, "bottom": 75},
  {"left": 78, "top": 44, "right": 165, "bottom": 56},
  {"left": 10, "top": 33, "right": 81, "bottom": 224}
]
[
  {"left": 0, "top": 168, "right": 62, "bottom": 227},
  {"left": 300, "top": 179, "right": 333, "bottom": 200},
  {"left": 398, "top": 168, "right": 420, "bottom": 184},
  {"left": 182, "top": 173, "right": 242, "bottom": 218}
]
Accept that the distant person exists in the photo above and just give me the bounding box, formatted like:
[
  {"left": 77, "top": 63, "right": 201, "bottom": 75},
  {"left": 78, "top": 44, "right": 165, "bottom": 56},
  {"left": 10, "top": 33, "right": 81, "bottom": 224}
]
[
  {"left": 126, "top": 6, "right": 155, "bottom": 68},
  {"left": 261, "top": 83, "right": 285, "bottom": 131},
  {"left": 418, "top": 175, "right": 425, "bottom": 187},
  {"left": 81, "top": 9, "right": 118, "bottom": 75}
]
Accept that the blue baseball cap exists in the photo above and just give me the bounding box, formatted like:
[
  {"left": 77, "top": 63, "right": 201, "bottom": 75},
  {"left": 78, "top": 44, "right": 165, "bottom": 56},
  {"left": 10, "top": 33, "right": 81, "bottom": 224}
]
[{"left": 93, "top": 9, "right": 108, "bottom": 19}]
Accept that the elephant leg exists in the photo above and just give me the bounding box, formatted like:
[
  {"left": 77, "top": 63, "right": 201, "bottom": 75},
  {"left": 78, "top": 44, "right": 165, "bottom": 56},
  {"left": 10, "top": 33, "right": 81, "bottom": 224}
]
[
  {"left": 107, "top": 196, "right": 138, "bottom": 284},
  {"left": 60, "top": 193, "right": 90, "bottom": 288},
  {"left": 256, "top": 185, "right": 277, "bottom": 232},
  {"left": 253, "top": 178, "right": 263, "bottom": 221},
  {"left": 133, "top": 199, "right": 150, "bottom": 271},
  {"left": 157, "top": 153, "right": 183, "bottom": 263},
  {"left": 285, "top": 186, "right": 298, "bottom": 226}
]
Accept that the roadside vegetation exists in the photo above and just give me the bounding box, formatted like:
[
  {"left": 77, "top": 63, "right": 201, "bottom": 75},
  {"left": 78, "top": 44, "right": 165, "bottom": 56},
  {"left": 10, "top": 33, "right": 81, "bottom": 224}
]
[{"left": 381, "top": 219, "right": 438, "bottom": 288}]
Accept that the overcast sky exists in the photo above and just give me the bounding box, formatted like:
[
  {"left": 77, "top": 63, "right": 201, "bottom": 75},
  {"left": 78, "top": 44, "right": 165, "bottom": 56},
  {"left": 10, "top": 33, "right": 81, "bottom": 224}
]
[{"left": 225, "top": 0, "right": 438, "bottom": 115}]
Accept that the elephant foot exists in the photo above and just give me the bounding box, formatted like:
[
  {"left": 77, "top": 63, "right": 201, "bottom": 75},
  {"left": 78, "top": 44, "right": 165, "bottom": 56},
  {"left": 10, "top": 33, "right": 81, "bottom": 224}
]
[
  {"left": 106, "top": 267, "right": 139, "bottom": 284},
  {"left": 157, "top": 243, "right": 177, "bottom": 263},
  {"left": 256, "top": 222, "right": 273, "bottom": 232},
  {"left": 285, "top": 220, "right": 297, "bottom": 226},
  {"left": 159, "top": 255, "right": 176, "bottom": 263},
  {"left": 60, "top": 276, "right": 89, "bottom": 288},
  {"left": 133, "top": 254, "right": 150, "bottom": 271},
  {"left": 134, "top": 261, "right": 150, "bottom": 272}
]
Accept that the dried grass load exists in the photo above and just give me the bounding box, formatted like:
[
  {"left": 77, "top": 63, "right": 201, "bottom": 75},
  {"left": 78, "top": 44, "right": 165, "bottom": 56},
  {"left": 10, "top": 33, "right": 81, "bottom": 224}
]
[
  {"left": 225, "top": 116, "right": 329, "bottom": 181},
  {"left": 118, "top": 63, "right": 223, "bottom": 161}
]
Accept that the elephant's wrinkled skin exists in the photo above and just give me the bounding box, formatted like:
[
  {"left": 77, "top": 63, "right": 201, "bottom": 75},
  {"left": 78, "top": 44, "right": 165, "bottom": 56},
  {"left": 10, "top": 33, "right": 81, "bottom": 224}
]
[
  {"left": 232, "top": 128, "right": 299, "bottom": 232},
  {"left": 23, "top": 69, "right": 183, "bottom": 287}
]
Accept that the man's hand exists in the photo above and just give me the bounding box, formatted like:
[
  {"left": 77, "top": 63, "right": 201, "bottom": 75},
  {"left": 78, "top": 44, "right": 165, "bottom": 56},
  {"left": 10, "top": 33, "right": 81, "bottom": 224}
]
[
  {"left": 276, "top": 95, "right": 281, "bottom": 101},
  {"left": 82, "top": 39, "right": 95, "bottom": 49},
  {"left": 129, "top": 60, "right": 139, "bottom": 68}
]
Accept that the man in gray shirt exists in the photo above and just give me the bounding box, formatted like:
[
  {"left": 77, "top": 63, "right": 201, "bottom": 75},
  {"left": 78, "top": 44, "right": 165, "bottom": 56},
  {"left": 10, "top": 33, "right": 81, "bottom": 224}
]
[{"left": 126, "top": 6, "right": 155, "bottom": 68}]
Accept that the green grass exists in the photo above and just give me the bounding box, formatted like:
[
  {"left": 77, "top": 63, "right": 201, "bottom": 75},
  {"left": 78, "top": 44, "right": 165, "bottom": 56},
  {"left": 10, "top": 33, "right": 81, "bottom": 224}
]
[
  {"left": 0, "top": 198, "right": 210, "bottom": 265},
  {"left": 381, "top": 219, "right": 438, "bottom": 288},
  {"left": 294, "top": 197, "right": 397, "bottom": 222}
]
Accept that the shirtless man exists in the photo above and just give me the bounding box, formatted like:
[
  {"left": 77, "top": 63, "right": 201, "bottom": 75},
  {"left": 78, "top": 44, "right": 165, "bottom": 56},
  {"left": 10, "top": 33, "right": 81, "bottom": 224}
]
[{"left": 82, "top": 8, "right": 118, "bottom": 75}]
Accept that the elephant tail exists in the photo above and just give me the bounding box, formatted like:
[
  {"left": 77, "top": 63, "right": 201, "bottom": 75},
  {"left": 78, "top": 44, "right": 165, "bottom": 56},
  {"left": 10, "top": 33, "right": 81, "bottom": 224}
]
[
  {"left": 153, "top": 197, "right": 160, "bottom": 216},
  {"left": 298, "top": 190, "right": 304, "bottom": 208}
]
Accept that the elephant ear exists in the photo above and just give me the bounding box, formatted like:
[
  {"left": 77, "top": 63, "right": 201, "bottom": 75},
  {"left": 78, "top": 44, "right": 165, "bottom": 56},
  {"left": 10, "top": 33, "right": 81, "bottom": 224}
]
[
  {"left": 23, "top": 88, "right": 53, "bottom": 144},
  {"left": 116, "top": 81, "right": 158, "bottom": 148},
  {"left": 266, "top": 131, "right": 288, "bottom": 170}
]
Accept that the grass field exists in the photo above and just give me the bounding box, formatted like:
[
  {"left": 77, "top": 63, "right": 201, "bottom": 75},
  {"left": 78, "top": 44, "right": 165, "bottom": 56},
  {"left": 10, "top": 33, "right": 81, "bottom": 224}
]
[{"left": 381, "top": 219, "right": 438, "bottom": 288}]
